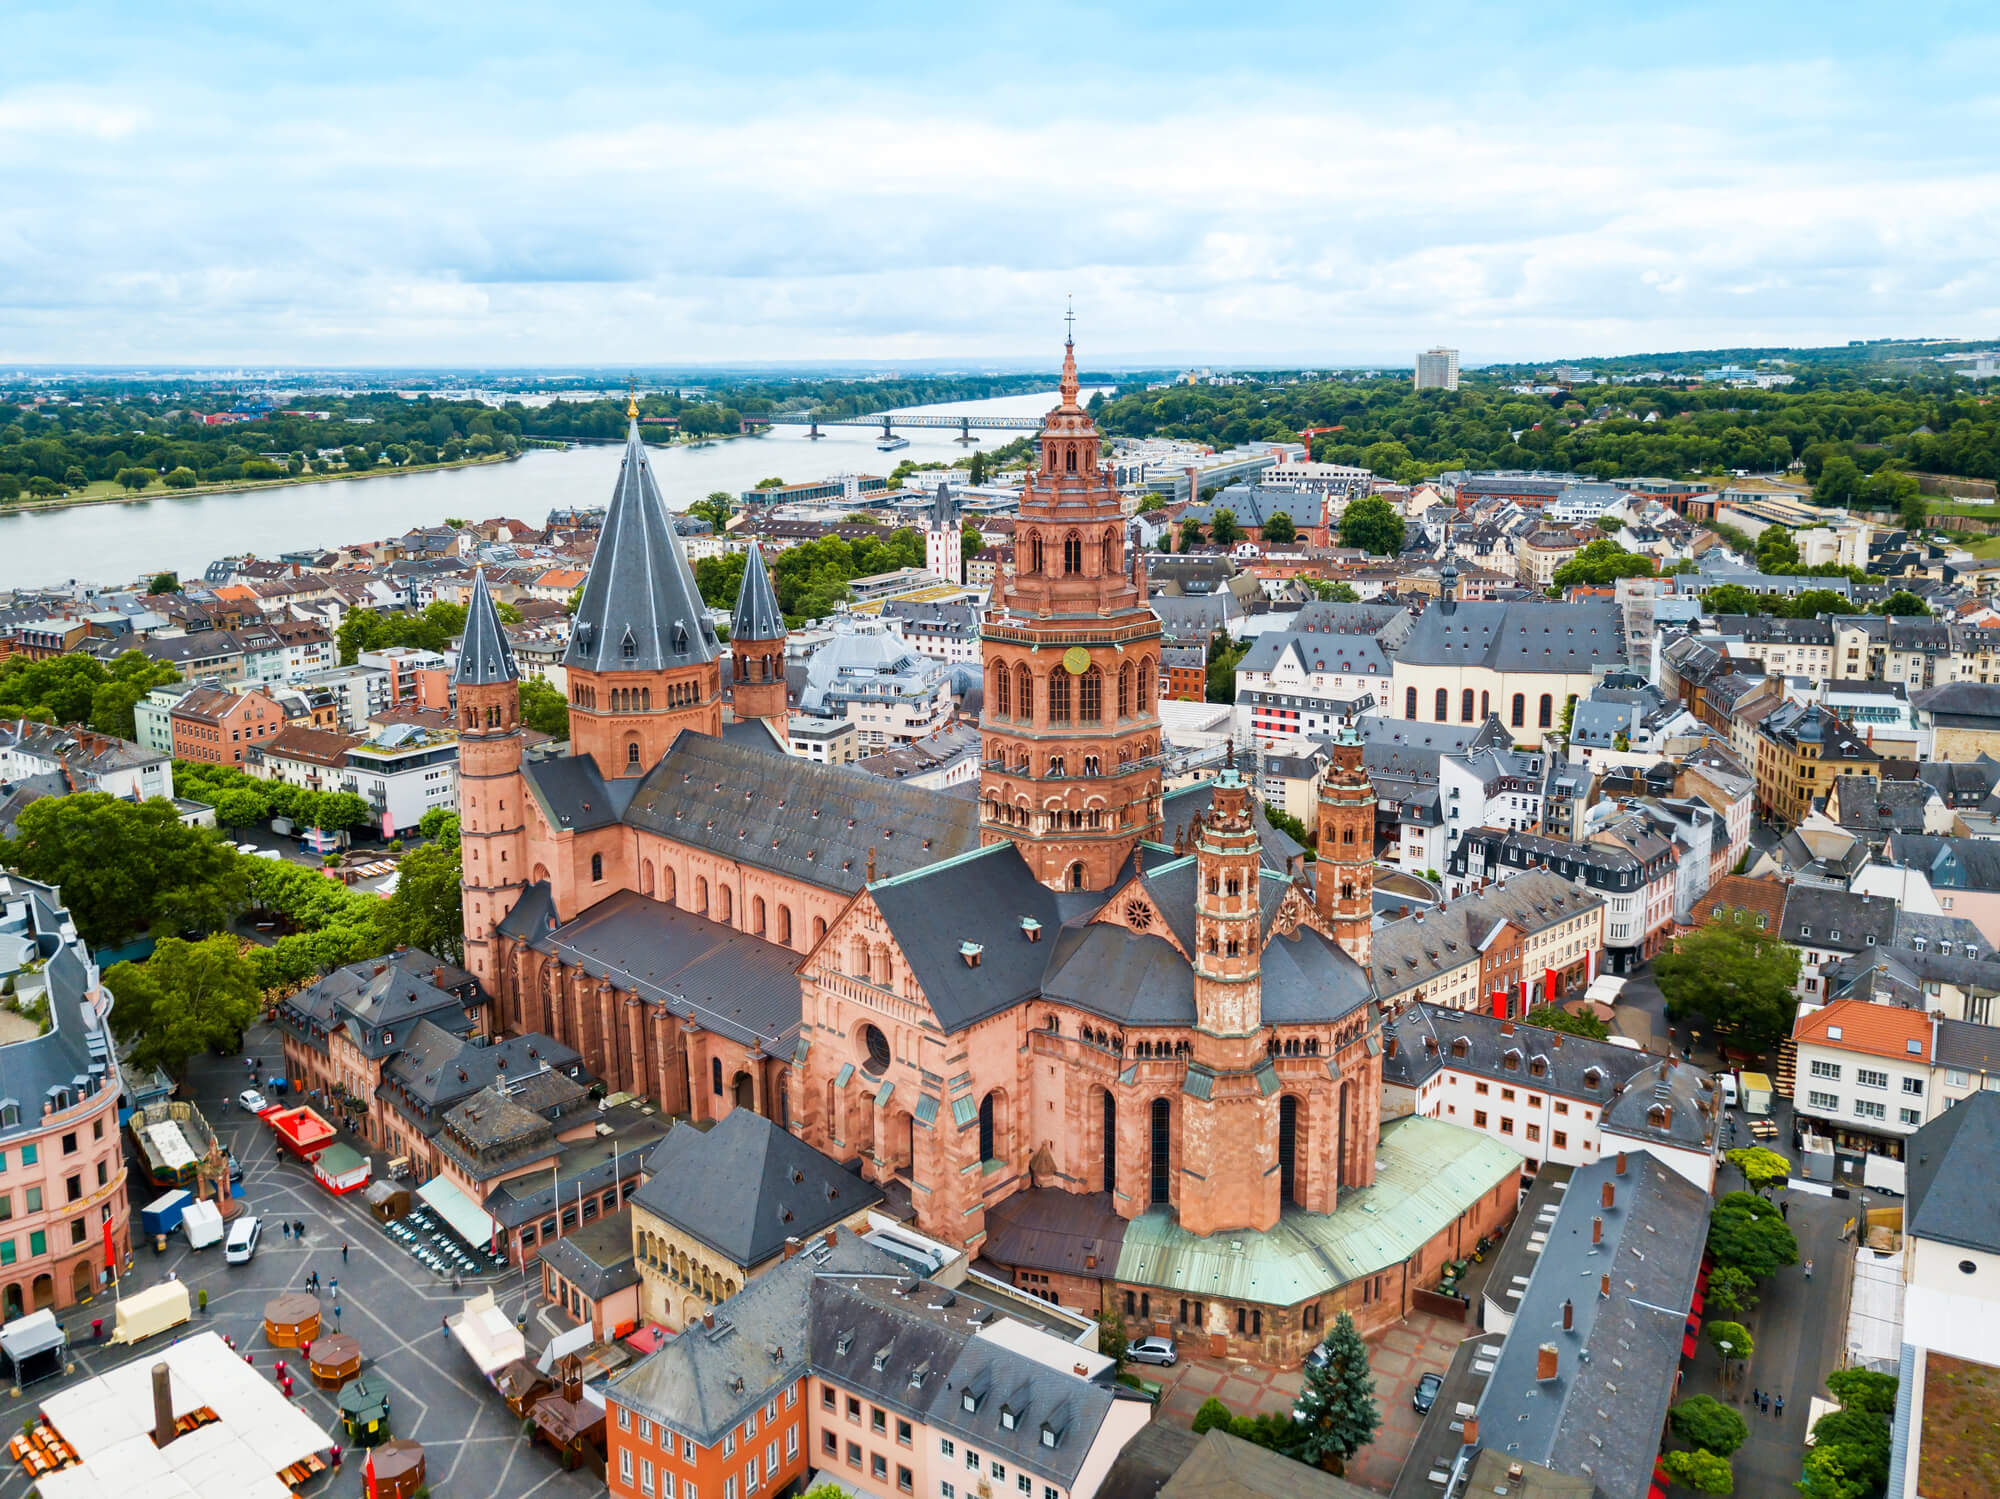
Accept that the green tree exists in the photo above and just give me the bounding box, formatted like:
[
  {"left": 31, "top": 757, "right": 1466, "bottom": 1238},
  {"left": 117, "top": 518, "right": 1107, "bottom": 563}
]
[
  {"left": 1261, "top": 511, "right": 1297, "bottom": 545},
  {"left": 1670, "top": 1395, "right": 1748, "bottom": 1458},
  {"left": 687, "top": 492, "right": 734, "bottom": 530},
  {"left": 1705, "top": 1320, "right": 1754, "bottom": 1375},
  {"left": 1899, "top": 488, "right": 1929, "bottom": 532},
  {"left": 1653, "top": 922, "right": 1800, "bottom": 1052},
  {"left": 1703, "top": 584, "right": 1762, "bottom": 616},
  {"left": 1523, "top": 1003, "right": 1610, "bottom": 1041},
  {"left": 417, "top": 808, "right": 461, "bottom": 846},
  {"left": 1206, "top": 634, "right": 1249, "bottom": 705},
  {"left": 1290, "top": 1312, "right": 1378, "bottom": 1474},
  {"left": 382, "top": 839, "right": 464, "bottom": 964},
  {"left": 1708, "top": 1191, "right": 1799, "bottom": 1280},
  {"left": 1134, "top": 491, "right": 1163, "bottom": 513},
  {"left": 114, "top": 466, "right": 155, "bottom": 494},
  {"left": 1797, "top": 1445, "right": 1866, "bottom": 1499},
  {"left": 104, "top": 935, "right": 263, "bottom": 1074},
  {"left": 1725, "top": 1146, "right": 1792, "bottom": 1195},
  {"left": 1095, "top": 1311, "right": 1127, "bottom": 1364},
  {"left": 1825, "top": 1367, "right": 1899, "bottom": 1416},
  {"left": 1551, "top": 538, "right": 1658, "bottom": 589},
  {"left": 211, "top": 785, "right": 272, "bottom": 835},
  {"left": 1209, "top": 508, "right": 1243, "bottom": 546},
  {"left": 1661, "top": 1448, "right": 1734, "bottom": 1495},
  {"left": 149, "top": 572, "right": 181, "bottom": 594},
  {"left": 0, "top": 793, "right": 244, "bottom": 945},
  {"left": 1339, "top": 495, "right": 1405, "bottom": 556},
  {"left": 967, "top": 450, "right": 990, "bottom": 486},
  {"left": 1806, "top": 1408, "right": 1892, "bottom": 1495},
  {"left": 1192, "top": 1397, "right": 1234, "bottom": 1434},
  {"left": 518, "top": 677, "right": 570, "bottom": 737},
  {"left": 1814, "top": 455, "right": 1863, "bottom": 507},
  {"left": 1178, "top": 518, "right": 1206, "bottom": 550},
  {"left": 1312, "top": 581, "right": 1360, "bottom": 602},
  {"left": 1703, "top": 1264, "right": 1760, "bottom": 1316},
  {"left": 1875, "top": 589, "right": 1931, "bottom": 617}
]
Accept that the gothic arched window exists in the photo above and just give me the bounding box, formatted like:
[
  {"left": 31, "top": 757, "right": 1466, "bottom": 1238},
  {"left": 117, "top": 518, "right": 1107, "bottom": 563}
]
[
  {"left": 1118, "top": 663, "right": 1132, "bottom": 719},
  {"left": 1435, "top": 688, "right": 1449, "bottom": 722},
  {"left": 1079, "top": 668, "right": 1102, "bottom": 724},
  {"left": 1048, "top": 671, "right": 1071, "bottom": 723},
  {"left": 1015, "top": 664, "right": 1034, "bottom": 721},
  {"left": 1063, "top": 531, "right": 1083, "bottom": 575},
  {"left": 1406, "top": 686, "right": 1419, "bottom": 719},
  {"left": 994, "top": 665, "right": 1010, "bottom": 717}
]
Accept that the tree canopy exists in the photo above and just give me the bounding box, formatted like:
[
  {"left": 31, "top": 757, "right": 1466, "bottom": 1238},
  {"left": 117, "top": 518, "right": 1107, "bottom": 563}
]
[
  {"left": 1670, "top": 1395, "right": 1748, "bottom": 1458},
  {"left": 1524, "top": 1003, "right": 1611, "bottom": 1041},
  {"left": 1551, "top": 538, "right": 1657, "bottom": 589},
  {"left": 1339, "top": 495, "right": 1405, "bottom": 556},
  {"left": 1707, "top": 1191, "right": 1800, "bottom": 1281},
  {"left": 1653, "top": 922, "right": 1800, "bottom": 1053},
  {"left": 0, "top": 649, "right": 182, "bottom": 740},
  {"left": 105, "top": 934, "right": 263, "bottom": 1075},
  {"left": 1290, "top": 1311, "right": 1379, "bottom": 1473},
  {"left": 0, "top": 793, "right": 246, "bottom": 946},
  {"left": 381, "top": 833, "right": 464, "bottom": 964},
  {"left": 1725, "top": 1145, "right": 1793, "bottom": 1195},
  {"left": 519, "top": 677, "right": 570, "bottom": 737}
]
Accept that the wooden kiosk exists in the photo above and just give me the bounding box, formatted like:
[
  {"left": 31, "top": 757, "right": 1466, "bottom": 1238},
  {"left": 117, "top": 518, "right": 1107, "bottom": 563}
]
[{"left": 262, "top": 1292, "right": 322, "bottom": 1348}]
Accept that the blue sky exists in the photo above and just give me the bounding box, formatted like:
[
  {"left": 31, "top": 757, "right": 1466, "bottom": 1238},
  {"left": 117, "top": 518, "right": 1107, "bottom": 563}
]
[{"left": 3, "top": 2, "right": 1997, "bottom": 367}]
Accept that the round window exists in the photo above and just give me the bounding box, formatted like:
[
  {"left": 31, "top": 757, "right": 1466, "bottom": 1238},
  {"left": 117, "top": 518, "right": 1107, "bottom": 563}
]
[
  {"left": 1961, "top": 1260, "right": 1979, "bottom": 1276},
  {"left": 861, "top": 1024, "right": 892, "bottom": 1076}
]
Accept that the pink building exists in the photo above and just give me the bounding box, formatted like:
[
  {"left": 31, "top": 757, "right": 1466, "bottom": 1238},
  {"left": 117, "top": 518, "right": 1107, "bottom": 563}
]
[{"left": 0, "top": 875, "right": 131, "bottom": 1317}]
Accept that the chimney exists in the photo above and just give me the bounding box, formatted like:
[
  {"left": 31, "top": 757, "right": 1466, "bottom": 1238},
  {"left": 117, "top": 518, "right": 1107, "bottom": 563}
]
[
  {"left": 434, "top": 966, "right": 445, "bottom": 987},
  {"left": 1599, "top": 1272, "right": 1611, "bottom": 1298},
  {"left": 1385, "top": 1036, "right": 1398, "bottom": 1058},
  {"left": 825, "top": 1228, "right": 838, "bottom": 1248},
  {"left": 1499, "top": 1021, "right": 1515, "bottom": 1036},
  {"left": 151, "top": 1362, "right": 176, "bottom": 1449},
  {"left": 1462, "top": 1415, "right": 1479, "bottom": 1447},
  {"left": 1562, "top": 1298, "right": 1574, "bottom": 1332},
  {"left": 703, "top": 1312, "right": 715, "bottom": 1331},
  {"left": 1592, "top": 1214, "right": 1603, "bottom": 1245},
  {"left": 1615, "top": 1151, "right": 1627, "bottom": 1175},
  {"left": 783, "top": 1237, "right": 802, "bottom": 1260},
  {"left": 1536, "top": 1343, "right": 1559, "bottom": 1382},
  {"left": 1601, "top": 1179, "right": 1615, "bottom": 1209}
]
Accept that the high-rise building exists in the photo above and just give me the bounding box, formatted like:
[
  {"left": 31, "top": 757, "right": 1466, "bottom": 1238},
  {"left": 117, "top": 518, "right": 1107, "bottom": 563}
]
[{"left": 1416, "top": 346, "right": 1460, "bottom": 391}]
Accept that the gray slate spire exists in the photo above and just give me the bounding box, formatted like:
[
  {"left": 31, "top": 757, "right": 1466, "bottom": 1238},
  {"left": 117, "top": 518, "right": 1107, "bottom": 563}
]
[
  {"left": 928, "top": 478, "right": 958, "bottom": 531},
  {"left": 730, "top": 540, "right": 786, "bottom": 643},
  {"left": 563, "top": 416, "right": 718, "bottom": 674},
  {"left": 452, "top": 567, "right": 518, "bottom": 686}
]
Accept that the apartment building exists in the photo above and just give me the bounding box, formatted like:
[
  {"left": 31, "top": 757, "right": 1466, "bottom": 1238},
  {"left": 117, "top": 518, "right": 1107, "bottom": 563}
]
[
  {"left": 0, "top": 722, "right": 173, "bottom": 805},
  {"left": 1515, "top": 530, "right": 1583, "bottom": 590},
  {"left": 1792, "top": 1000, "right": 1934, "bottom": 1167},
  {"left": 1414, "top": 347, "right": 1460, "bottom": 391},
  {"left": 1369, "top": 870, "right": 1605, "bottom": 1016},
  {"left": 1236, "top": 631, "right": 1392, "bottom": 747},
  {"left": 170, "top": 685, "right": 285, "bottom": 766},
  {"left": 1713, "top": 615, "right": 1837, "bottom": 680},
  {"left": 1780, "top": 886, "right": 1898, "bottom": 1002},
  {"left": 0, "top": 875, "right": 129, "bottom": 1316},
  {"left": 605, "top": 1236, "right": 1149, "bottom": 1499},
  {"left": 1382, "top": 1006, "right": 1720, "bottom": 1190},
  {"left": 1754, "top": 700, "right": 1881, "bottom": 824},
  {"left": 1450, "top": 826, "right": 1672, "bottom": 974}
]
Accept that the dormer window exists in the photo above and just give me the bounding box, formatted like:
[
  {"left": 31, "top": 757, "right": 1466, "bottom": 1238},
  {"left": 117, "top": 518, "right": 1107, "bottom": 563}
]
[
  {"left": 962, "top": 1389, "right": 979, "bottom": 1414},
  {"left": 622, "top": 629, "right": 638, "bottom": 659},
  {"left": 1001, "top": 1407, "right": 1017, "bottom": 1431}
]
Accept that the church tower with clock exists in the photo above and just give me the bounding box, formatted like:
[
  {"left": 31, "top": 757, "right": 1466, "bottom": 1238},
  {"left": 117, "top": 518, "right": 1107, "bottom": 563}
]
[{"left": 978, "top": 322, "right": 1164, "bottom": 889}]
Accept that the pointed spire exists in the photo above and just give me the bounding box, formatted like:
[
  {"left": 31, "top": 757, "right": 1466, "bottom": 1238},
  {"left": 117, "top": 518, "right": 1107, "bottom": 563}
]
[
  {"left": 1058, "top": 305, "right": 1081, "bottom": 410},
  {"left": 731, "top": 540, "right": 786, "bottom": 643},
  {"left": 453, "top": 568, "right": 517, "bottom": 686},
  {"left": 564, "top": 417, "right": 718, "bottom": 674}
]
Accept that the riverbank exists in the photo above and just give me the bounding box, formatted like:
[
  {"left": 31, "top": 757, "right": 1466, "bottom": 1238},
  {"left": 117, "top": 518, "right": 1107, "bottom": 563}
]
[{"left": 0, "top": 451, "right": 517, "bottom": 518}]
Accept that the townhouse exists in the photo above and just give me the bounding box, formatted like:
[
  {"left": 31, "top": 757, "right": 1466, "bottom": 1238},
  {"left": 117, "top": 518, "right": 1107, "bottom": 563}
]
[
  {"left": 1780, "top": 885, "right": 1899, "bottom": 1002},
  {"left": 1754, "top": 700, "right": 1881, "bottom": 825},
  {"left": 605, "top": 1236, "right": 1150, "bottom": 1499},
  {"left": 1449, "top": 826, "right": 1672, "bottom": 974},
  {"left": 170, "top": 684, "right": 286, "bottom": 766},
  {"left": 1368, "top": 869, "right": 1605, "bottom": 1017},
  {"left": 1792, "top": 1000, "right": 1934, "bottom": 1170},
  {"left": 1382, "top": 1006, "right": 1720, "bottom": 1190}
]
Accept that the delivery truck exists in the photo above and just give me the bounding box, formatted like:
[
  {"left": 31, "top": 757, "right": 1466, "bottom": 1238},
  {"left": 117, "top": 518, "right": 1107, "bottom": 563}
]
[
  {"left": 1739, "top": 1071, "right": 1775, "bottom": 1118},
  {"left": 140, "top": 1188, "right": 192, "bottom": 1239}
]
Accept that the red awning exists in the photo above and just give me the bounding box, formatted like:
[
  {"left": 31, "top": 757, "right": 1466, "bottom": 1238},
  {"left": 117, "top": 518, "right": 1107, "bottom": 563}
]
[
  {"left": 1682, "top": 1332, "right": 1697, "bottom": 1358},
  {"left": 1689, "top": 1290, "right": 1704, "bottom": 1316}
]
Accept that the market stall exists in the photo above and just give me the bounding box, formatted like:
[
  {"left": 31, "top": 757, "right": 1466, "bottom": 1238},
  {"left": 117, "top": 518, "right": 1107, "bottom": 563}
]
[
  {"left": 306, "top": 1332, "right": 362, "bottom": 1390},
  {"left": 262, "top": 1293, "right": 321, "bottom": 1349}
]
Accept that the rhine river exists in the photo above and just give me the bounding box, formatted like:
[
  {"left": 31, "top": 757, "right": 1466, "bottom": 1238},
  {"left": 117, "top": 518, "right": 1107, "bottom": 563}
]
[{"left": 0, "top": 388, "right": 1103, "bottom": 591}]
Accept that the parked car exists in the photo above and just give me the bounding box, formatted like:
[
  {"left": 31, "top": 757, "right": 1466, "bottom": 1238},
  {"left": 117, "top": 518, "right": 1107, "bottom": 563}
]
[
  {"left": 238, "top": 1088, "right": 268, "bottom": 1114},
  {"left": 227, "top": 1153, "right": 244, "bottom": 1184},
  {"left": 224, "top": 1215, "right": 262, "bottom": 1265},
  {"left": 1127, "top": 1336, "right": 1177, "bottom": 1367},
  {"left": 1412, "top": 1371, "right": 1444, "bottom": 1414}
]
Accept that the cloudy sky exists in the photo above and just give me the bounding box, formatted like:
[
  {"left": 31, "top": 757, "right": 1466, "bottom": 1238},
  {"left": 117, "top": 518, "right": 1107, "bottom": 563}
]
[{"left": 4, "top": 1, "right": 1997, "bottom": 367}]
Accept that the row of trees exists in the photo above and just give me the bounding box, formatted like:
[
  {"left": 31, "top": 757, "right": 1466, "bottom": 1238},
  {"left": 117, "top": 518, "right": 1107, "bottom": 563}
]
[
  {"left": 1701, "top": 584, "right": 1933, "bottom": 620},
  {"left": 692, "top": 526, "right": 928, "bottom": 624},
  {"left": 172, "top": 760, "right": 376, "bottom": 838},
  {"left": 0, "top": 394, "right": 523, "bottom": 492},
  {"left": 0, "top": 649, "right": 183, "bottom": 740},
  {"left": 336, "top": 597, "right": 522, "bottom": 665}
]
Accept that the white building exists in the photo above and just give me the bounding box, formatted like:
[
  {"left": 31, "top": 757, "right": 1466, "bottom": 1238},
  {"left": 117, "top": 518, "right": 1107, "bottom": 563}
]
[
  {"left": 336, "top": 724, "right": 459, "bottom": 838},
  {"left": 1792, "top": 1000, "right": 1934, "bottom": 1174},
  {"left": 794, "top": 618, "right": 953, "bottom": 751},
  {"left": 0, "top": 721, "right": 174, "bottom": 804},
  {"left": 1415, "top": 347, "right": 1460, "bottom": 392}
]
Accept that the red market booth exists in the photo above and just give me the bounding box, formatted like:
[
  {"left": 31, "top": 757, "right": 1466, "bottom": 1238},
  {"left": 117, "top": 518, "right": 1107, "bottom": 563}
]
[
  {"left": 313, "top": 1143, "right": 373, "bottom": 1196},
  {"left": 266, "top": 1104, "right": 338, "bottom": 1162}
]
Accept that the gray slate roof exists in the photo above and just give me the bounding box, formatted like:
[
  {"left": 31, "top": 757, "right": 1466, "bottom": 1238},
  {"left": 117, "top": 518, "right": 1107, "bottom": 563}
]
[
  {"left": 1396, "top": 600, "right": 1625, "bottom": 672},
  {"left": 453, "top": 568, "right": 518, "bottom": 686},
  {"left": 1779, "top": 886, "right": 1898, "bottom": 953},
  {"left": 633, "top": 1109, "right": 881, "bottom": 1266},
  {"left": 1472, "top": 1155, "right": 1709, "bottom": 1499},
  {"left": 1906, "top": 1089, "right": 2000, "bottom": 1256},
  {"left": 730, "top": 541, "right": 785, "bottom": 643},
  {"left": 564, "top": 418, "right": 718, "bottom": 674},
  {"left": 529, "top": 889, "right": 803, "bottom": 1048}
]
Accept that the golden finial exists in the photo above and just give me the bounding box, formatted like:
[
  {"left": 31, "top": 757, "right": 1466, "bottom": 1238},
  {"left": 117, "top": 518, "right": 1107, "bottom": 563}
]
[{"left": 626, "top": 374, "right": 639, "bottom": 420}]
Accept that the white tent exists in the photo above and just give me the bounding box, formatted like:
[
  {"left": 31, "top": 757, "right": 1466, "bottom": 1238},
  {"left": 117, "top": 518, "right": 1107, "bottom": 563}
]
[
  {"left": 36, "top": 1331, "right": 325, "bottom": 1499},
  {"left": 447, "top": 1290, "right": 525, "bottom": 1377},
  {"left": 418, "top": 1175, "right": 497, "bottom": 1248}
]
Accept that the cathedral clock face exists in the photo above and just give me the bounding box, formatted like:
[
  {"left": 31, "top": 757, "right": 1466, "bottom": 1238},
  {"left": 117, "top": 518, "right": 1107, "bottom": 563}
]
[{"left": 1062, "top": 646, "right": 1090, "bottom": 675}]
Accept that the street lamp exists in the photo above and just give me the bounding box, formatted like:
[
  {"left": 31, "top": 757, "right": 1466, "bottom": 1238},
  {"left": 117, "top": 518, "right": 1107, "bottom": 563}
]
[{"left": 1717, "top": 1339, "right": 1735, "bottom": 1386}]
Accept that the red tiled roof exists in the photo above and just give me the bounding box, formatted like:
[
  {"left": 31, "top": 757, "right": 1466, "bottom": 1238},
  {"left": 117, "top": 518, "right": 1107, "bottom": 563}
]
[{"left": 1793, "top": 998, "right": 1932, "bottom": 1061}]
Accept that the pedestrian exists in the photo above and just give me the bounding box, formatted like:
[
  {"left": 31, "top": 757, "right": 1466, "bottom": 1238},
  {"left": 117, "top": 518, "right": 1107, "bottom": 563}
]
[
  {"left": 1775, "top": 1394, "right": 1785, "bottom": 1418},
  {"left": 281, "top": 1221, "right": 291, "bottom": 1240},
  {"left": 441, "top": 1316, "right": 449, "bottom": 1334},
  {"left": 1781, "top": 1201, "right": 1789, "bottom": 1220},
  {"left": 1752, "top": 1387, "right": 1763, "bottom": 1411},
  {"left": 330, "top": 1443, "right": 342, "bottom": 1469},
  {"left": 330, "top": 1277, "right": 338, "bottom": 1299},
  {"left": 294, "top": 1218, "right": 304, "bottom": 1240},
  {"left": 1805, "top": 1258, "right": 1814, "bottom": 1281},
  {"left": 341, "top": 1241, "right": 348, "bottom": 1263}
]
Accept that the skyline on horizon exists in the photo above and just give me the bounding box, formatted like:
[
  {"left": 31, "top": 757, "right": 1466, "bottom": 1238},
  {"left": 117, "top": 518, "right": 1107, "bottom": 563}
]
[{"left": 6, "top": 2, "right": 1998, "bottom": 368}]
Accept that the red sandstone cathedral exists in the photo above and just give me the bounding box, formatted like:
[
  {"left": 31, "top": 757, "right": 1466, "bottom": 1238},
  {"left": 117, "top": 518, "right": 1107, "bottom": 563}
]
[{"left": 457, "top": 335, "right": 1513, "bottom": 1360}]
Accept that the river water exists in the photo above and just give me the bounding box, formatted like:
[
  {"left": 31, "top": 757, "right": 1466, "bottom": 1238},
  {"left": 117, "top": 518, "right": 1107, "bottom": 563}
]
[{"left": 3, "top": 388, "right": 1098, "bottom": 591}]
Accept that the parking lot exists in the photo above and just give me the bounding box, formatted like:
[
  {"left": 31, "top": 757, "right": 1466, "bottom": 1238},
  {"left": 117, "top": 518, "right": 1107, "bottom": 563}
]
[{"left": 0, "top": 1027, "right": 601, "bottom": 1499}]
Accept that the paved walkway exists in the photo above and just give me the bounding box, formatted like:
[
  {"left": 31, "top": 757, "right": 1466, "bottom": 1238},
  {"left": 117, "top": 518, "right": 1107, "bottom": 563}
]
[{"left": 1151, "top": 1311, "right": 1464, "bottom": 1494}]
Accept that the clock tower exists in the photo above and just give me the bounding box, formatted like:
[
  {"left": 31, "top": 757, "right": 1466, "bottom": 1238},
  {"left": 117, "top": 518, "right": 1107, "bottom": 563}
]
[{"left": 979, "top": 321, "right": 1163, "bottom": 889}]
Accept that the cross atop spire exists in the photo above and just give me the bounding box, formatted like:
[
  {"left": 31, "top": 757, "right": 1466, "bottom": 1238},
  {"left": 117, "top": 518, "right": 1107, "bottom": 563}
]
[
  {"left": 1058, "top": 303, "right": 1081, "bottom": 410},
  {"left": 1064, "top": 294, "right": 1074, "bottom": 349}
]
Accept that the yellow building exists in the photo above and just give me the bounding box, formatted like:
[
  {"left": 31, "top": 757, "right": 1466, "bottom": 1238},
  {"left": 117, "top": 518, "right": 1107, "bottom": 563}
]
[{"left": 1753, "top": 700, "right": 1881, "bottom": 824}]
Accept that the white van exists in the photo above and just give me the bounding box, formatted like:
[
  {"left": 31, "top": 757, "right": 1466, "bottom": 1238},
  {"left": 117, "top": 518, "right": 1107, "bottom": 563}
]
[
  {"left": 224, "top": 1215, "right": 262, "bottom": 1265},
  {"left": 1719, "top": 1073, "right": 1740, "bottom": 1109}
]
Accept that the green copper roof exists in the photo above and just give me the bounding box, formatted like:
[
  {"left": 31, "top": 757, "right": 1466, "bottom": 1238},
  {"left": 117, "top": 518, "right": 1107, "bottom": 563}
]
[{"left": 1113, "top": 1115, "right": 1522, "bottom": 1305}]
